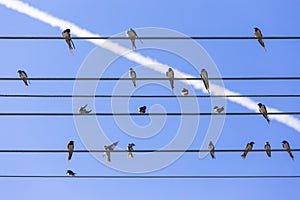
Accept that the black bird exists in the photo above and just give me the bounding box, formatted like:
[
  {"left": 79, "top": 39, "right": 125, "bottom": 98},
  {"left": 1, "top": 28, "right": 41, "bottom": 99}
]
[
  {"left": 66, "top": 170, "right": 76, "bottom": 176},
  {"left": 258, "top": 103, "right": 270, "bottom": 124},
  {"left": 208, "top": 141, "right": 215, "bottom": 159},
  {"left": 254, "top": 27, "right": 266, "bottom": 51},
  {"left": 282, "top": 140, "right": 294, "bottom": 160},
  {"left": 17, "top": 70, "right": 29, "bottom": 86},
  {"left": 264, "top": 141, "right": 271, "bottom": 158},
  {"left": 62, "top": 29, "right": 75, "bottom": 53},
  {"left": 67, "top": 141, "right": 74, "bottom": 161},
  {"left": 127, "top": 143, "right": 135, "bottom": 158},
  {"left": 200, "top": 69, "right": 210, "bottom": 94},
  {"left": 241, "top": 141, "right": 255, "bottom": 159},
  {"left": 138, "top": 106, "right": 147, "bottom": 114}
]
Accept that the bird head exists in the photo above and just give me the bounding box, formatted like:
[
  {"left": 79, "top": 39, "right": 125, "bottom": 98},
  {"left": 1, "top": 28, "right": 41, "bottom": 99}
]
[
  {"left": 250, "top": 141, "right": 255, "bottom": 145},
  {"left": 282, "top": 140, "right": 287, "bottom": 144},
  {"left": 254, "top": 27, "right": 259, "bottom": 31},
  {"left": 257, "top": 103, "right": 262, "bottom": 107},
  {"left": 265, "top": 141, "right": 269, "bottom": 145},
  {"left": 168, "top": 68, "right": 172, "bottom": 71},
  {"left": 129, "top": 68, "right": 133, "bottom": 70},
  {"left": 213, "top": 106, "right": 218, "bottom": 109},
  {"left": 65, "top": 29, "right": 71, "bottom": 33},
  {"left": 17, "top": 70, "right": 22, "bottom": 74},
  {"left": 69, "top": 141, "right": 74, "bottom": 145}
]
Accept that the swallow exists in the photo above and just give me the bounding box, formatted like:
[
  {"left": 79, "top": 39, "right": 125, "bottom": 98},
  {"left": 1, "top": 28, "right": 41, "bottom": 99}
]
[
  {"left": 104, "top": 141, "right": 119, "bottom": 163},
  {"left": 258, "top": 103, "right": 270, "bottom": 124},
  {"left": 264, "top": 141, "right": 271, "bottom": 158},
  {"left": 138, "top": 106, "right": 147, "bottom": 114},
  {"left": 241, "top": 141, "right": 255, "bottom": 159},
  {"left": 213, "top": 106, "right": 224, "bottom": 113},
  {"left": 126, "top": 28, "right": 142, "bottom": 49},
  {"left": 282, "top": 140, "right": 294, "bottom": 160},
  {"left": 66, "top": 170, "right": 76, "bottom": 176},
  {"left": 181, "top": 88, "right": 189, "bottom": 96},
  {"left": 208, "top": 141, "right": 215, "bottom": 159},
  {"left": 79, "top": 104, "right": 92, "bottom": 114},
  {"left": 129, "top": 68, "right": 137, "bottom": 87},
  {"left": 166, "top": 68, "right": 174, "bottom": 90},
  {"left": 62, "top": 29, "right": 75, "bottom": 53},
  {"left": 200, "top": 69, "right": 210, "bottom": 94},
  {"left": 17, "top": 70, "right": 29, "bottom": 86},
  {"left": 67, "top": 141, "right": 74, "bottom": 161},
  {"left": 254, "top": 27, "right": 266, "bottom": 51},
  {"left": 127, "top": 143, "right": 135, "bottom": 158}
]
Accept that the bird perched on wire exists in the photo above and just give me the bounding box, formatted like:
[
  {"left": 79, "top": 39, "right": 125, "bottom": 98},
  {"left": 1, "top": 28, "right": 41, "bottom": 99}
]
[
  {"left": 138, "top": 106, "right": 147, "bottom": 114},
  {"left": 67, "top": 141, "right": 74, "bottom": 161},
  {"left": 17, "top": 70, "right": 29, "bottom": 86},
  {"left": 104, "top": 141, "right": 119, "bottom": 163},
  {"left": 241, "top": 141, "right": 255, "bottom": 159},
  {"left": 126, "top": 28, "right": 142, "bottom": 49},
  {"left": 208, "top": 141, "right": 215, "bottom": 159},
  {"left": 79, "top": 104, "right": 92, "bottom": 114},
  {"left": 129, "top": 68, "right": 137, "bottom": 88},
  {"left": 213, "top": 106, "right": 224, "bottom": 114},
  {"left": 282, "top": 140, "right": 294, "bottom": 160},
  {"left": 200, "top": 69, "right": 210, "bottom": 94},
  {"left": 254, "top": 27, "right": 266, "bottom": 51},
  {"left": 166, "top": 68, "right": 174, "bottom": 91},
  {"left": 181, "top": 88, "right": 189, "bottom": 96},
  {"left": 264, "top": 141, "right": 271, "bottom": 158},
  {"left": 127, "top": 143, "right": 135, "bottom": 158},
  {"left": 258, "top": 103, "right": 270, "bottom": 124},
  {"left": 62, "top": 29, "right": 75, "bottom": 54},
  {"left": 66, "top": 170, "right": 76, "bottom": 176}
]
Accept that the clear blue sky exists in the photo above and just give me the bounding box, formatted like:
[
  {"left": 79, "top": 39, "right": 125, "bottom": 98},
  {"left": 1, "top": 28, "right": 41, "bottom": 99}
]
[{"left": 0, "top": 0, "right": 299, "bottom": 199}]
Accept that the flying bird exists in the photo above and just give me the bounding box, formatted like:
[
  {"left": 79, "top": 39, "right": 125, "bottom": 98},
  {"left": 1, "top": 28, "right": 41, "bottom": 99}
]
[
  {"left": 181, "top": 88, "right": 189, "bottom": 96},
  {"left": 166, "top": 68, "right": 174, "bottom": 90},
  {"left": 241, "top": 141, "right": 255, "bottom": 159},
  {"left": 138, "top": 106, "right": 147, "bottom": 114},
  {"left": 17, "top": 70, "right": 29, "bottom": 86},
  {"left": 208, "top": 141, "right": 215, "bottom": 159},
  {"left": 258, "top": 103, "right": 270, "bottom": 124},
  {"left": 213, "top": 106, "right": 224, "bottom": 113},
  {"left": 264, "top": 141, "right": 271, "bottom": 158},
  {"left": 282, "top": 140, "right": 294, "bottom": 160},
  {"left": 129, "top": 68, "right": 137, "bottom": 87},
  {"left": 66, "top": 170, "right": 76, "bottom": 176},
  {"left": 104, "top": 141, "right": 119, "bottom": 163},
  {"left": 127, "top": 143, "right": 135, "bottom": 158},
  {"left": 67, "top": 141, "right": 74, "bottom": 161},
  {"left": 62, "top": 29, "right": 75, "bottom": 53},
  {"left": 254, "top": 27, "right": 266, "bottom": 51},
  {"left": 126, "top": 28, "right": 142, "bottom": 49},
  {"left": 200, "top": 69, "right": 210, "bottom": 94},
  {"left": 79, "top": 104, "right": 92, "bottom": 114}
]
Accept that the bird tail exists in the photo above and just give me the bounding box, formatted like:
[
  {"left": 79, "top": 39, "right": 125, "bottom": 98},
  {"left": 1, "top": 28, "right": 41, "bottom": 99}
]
[
  {"left": 23, "top": 80, "right": 28, "bottom": 86},
  {"left": 267, "top": 118, "right": 270, "bottom": 124},
  {"left": 211, "top": 153, "right": 215, "bottom": 159},
  {"left": 70, "top": 39, "right": 75, "bottom": 50},
  {"left": 288, "top": 151, "right": 294, "bottom": 160},
  {"left": 68, "top": 153, "right": 72, "bottom": 161},
  {"left": 241, "top": 153, "right": 246, "bottom": 159}
]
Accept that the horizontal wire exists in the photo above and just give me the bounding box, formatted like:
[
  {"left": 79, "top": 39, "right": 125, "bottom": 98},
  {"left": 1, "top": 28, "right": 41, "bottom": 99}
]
[
  {"left": 0, "top": 149, "right": 299, "bottom": 153},
  {"left": 0, "top": 94, "right": 299, "bottom": 98},
  {"left": 0, "top": 36, "right": 300, "bottom": 40},
  {"left": 1, "top": 77, "right": 300, "bottom": 81},
  {"left": 0, "top": 175, "right": 299, "bottom": 179},
  {"left": 0, "top": 112, "right": 298, "bottom": 116}
]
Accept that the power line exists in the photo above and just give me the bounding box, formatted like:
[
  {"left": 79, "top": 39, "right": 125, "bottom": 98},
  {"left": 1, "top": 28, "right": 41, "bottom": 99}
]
[
  {"left": 0, "top": 149, "right": 299, "bottom": 153},
  {"left": 0, "top": 175, "right": 299, "bottom": 179},
  {"left": 0, "top": 112, "right": 298, "bottom": 116},
  {"left": 1, "top": 36, "right": 300, "bottom": 40},
  {"left": 1, "top": 77, "right": 300, "bottom": 81},
  {"left": 0, "top": 94, "right": 299, "bottom": 98}
]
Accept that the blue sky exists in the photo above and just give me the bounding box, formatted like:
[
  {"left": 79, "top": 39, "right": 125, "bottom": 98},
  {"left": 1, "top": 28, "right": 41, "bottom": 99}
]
[{"left": 0, "top": 0, "right": 299, "bottom": 199}]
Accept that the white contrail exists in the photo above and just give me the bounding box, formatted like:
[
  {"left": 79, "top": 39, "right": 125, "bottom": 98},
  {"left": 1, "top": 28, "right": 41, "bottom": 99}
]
[{"left": 1, "top": 0, "right": 299, "bottom": 132}]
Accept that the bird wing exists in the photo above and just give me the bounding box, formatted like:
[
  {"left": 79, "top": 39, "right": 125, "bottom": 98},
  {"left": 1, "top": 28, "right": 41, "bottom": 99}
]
[{"left": 108, "top": 141, "right": 119, "bottom": 150}]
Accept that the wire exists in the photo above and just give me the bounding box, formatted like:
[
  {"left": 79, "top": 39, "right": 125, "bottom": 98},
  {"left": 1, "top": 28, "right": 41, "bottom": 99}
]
[
  {"left": 0, "top": 112, "right": 298, "bottom": 116},
  {"left": 1, "top": 36, "right": 300, "bottom": 40},
  {"left": 0, "top": 149, "right": 299, "bottom": 153},
  {"left": 0, "top": 175, "right": 299, "bottom": 179},
  {"left": 2, "top": 77, "right": 300, "bottom": 81},
  {"left": 0, "top": 94, "right": 299, "bottom": 98}
]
